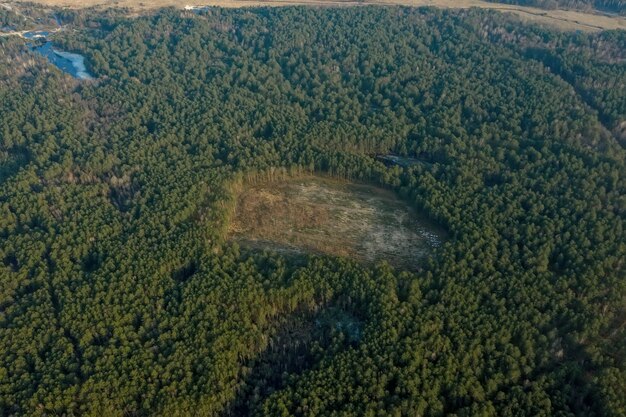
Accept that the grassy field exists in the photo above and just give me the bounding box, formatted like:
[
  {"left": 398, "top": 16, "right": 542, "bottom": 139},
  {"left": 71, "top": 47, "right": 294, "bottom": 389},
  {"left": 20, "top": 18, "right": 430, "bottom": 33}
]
[
  {"left": 6, "top": 0, "right": 626, "bottom": 30},
  {"left": 228, "top": 177, "right": 445, "bottom": 269}
]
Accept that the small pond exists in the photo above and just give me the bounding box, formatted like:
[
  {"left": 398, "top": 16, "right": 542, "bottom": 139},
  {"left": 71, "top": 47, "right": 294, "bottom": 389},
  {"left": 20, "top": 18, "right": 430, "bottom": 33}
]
[
  {"left": 31, "top": 42, "right": 93, "bottom": 80},
  {"left": 23, "top": 31, "right": 51, "bottom": 39}
]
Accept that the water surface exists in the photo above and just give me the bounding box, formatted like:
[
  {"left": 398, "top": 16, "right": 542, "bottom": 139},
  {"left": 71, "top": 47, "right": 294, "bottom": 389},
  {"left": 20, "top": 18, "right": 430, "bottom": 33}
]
[{"left": 32, "top": 42, "right": 93, "bottom": 80}]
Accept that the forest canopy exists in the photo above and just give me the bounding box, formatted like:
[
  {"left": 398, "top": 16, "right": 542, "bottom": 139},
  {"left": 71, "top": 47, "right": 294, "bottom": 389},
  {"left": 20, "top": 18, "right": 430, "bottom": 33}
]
[{"left": 0, "top": 5, "right": 625, "bottom": 417}]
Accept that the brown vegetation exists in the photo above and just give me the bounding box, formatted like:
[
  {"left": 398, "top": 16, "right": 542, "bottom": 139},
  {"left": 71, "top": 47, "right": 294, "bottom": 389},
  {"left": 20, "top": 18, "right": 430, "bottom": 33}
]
[
  {"left": 228, "top": 176, "right": 445, "bottom": 269},
  {"left": 7, "top": 0, "right": 626, "bottom": 31}
]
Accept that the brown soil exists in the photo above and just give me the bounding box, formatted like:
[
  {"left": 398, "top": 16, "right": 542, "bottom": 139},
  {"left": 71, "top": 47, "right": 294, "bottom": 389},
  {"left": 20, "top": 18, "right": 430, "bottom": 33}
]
[{"left": 228, "top": 176, "right": 445, "bottom": 269}]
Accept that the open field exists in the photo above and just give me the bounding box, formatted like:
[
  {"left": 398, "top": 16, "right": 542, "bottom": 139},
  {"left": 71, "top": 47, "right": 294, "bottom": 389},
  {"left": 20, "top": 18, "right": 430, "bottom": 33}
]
[
  {"left": 5, "top": 0, "right": 626, "bottom": 30},
  {"left": 228, "top": 177, "right": 445, "bottom": 269}
]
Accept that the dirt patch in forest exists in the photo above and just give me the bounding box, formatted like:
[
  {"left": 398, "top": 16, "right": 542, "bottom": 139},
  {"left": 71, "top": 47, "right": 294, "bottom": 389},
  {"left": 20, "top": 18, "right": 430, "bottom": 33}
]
[{"left": 228, "top": 176, "right": 445, "bottom": 269}]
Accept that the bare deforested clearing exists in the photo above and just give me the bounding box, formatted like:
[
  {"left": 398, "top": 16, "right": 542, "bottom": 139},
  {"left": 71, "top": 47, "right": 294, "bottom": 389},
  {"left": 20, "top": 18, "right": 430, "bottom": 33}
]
[{"left": 228, "top": 177, "right": 445, "bottom": 269}]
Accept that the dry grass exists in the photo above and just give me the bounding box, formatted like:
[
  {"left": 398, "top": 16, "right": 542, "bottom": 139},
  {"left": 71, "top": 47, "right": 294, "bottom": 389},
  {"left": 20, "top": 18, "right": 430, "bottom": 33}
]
[
  {"left": 228, "top": 177, "right": 445, "bottom": 269},
  {"left": 6, "top": 0, "right": 626, "bottom": 31}
]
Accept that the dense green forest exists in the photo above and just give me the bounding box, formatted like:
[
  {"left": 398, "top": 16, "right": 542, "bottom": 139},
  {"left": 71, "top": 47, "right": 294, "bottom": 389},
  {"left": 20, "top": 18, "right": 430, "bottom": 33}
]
[{"left": 0, "top": 5, "right": 625, "bottom": 417}]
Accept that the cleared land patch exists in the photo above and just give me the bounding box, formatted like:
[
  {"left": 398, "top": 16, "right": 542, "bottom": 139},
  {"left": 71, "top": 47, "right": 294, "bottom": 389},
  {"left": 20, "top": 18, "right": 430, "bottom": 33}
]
[{"left": 228, "top": 177, "right": 445, "bottom": 269}]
